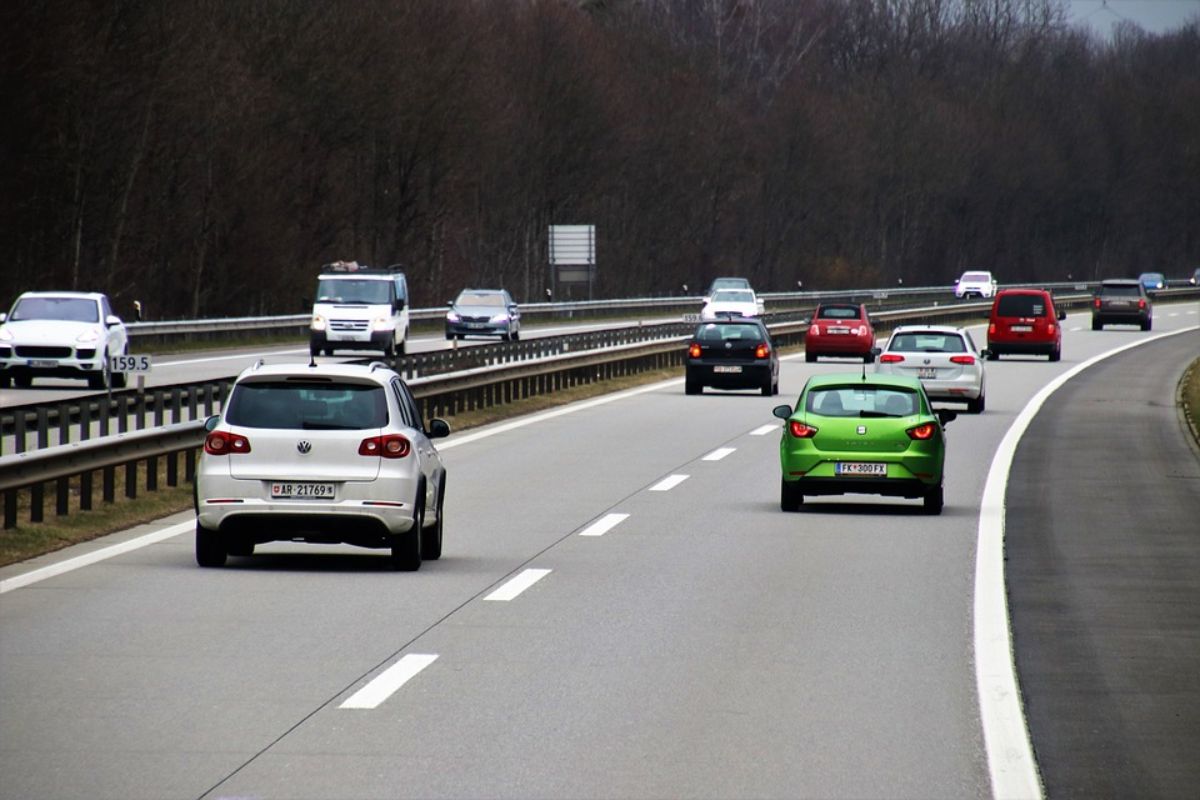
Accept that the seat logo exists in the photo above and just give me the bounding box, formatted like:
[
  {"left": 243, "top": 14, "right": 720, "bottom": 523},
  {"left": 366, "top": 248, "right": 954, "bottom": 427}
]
[
  {"left": 297, "top": 441, "right": 312, "bottom": 454},
  {"left": 857, "top": 425, "right": 867, "bottom": 435}
]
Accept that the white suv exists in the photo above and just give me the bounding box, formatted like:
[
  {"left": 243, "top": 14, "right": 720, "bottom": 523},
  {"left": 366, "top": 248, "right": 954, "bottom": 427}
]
[
  {"left": 194, "top": 361, "right": 449, "bottom": 570},
  {"left": 310, "top": 262, "right": 410, "bottom": 358},
  {"left": 0, "top": 291, "right": 129, "bottom": 389},
  {"left": 953, "top": 270, "right": 997, "bottom": 299}
]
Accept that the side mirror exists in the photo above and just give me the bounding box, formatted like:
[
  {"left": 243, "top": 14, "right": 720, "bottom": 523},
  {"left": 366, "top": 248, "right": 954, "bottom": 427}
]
[
  {"left": 937, "top": 409, "right": 958, "bottom": 427},
  {"left": 394, "top": 298, "right": 407, "bottom": 311},
  {"left": 870, "top": 346, "right": 882, "bottom": 357},
  {"left": 508, "top": 304, "right": 518, "bottom": 312},
  {"left": 105, "top": 314, "right": 122, "bottom": 327},
  {"left": 980, "top": 349, "right": 992, "bottom": 359},
  {"left": 772, "top": 404, "right": 793, "bottom": 420},
  {"left": 0, "top": 312, "right": 7, "bottom": 323},
  {"left": 203, "top": 415, "right": 221, "bottom": 432},
  {"left": 427, "top": 418, "right": 451, "bottom": 439}
]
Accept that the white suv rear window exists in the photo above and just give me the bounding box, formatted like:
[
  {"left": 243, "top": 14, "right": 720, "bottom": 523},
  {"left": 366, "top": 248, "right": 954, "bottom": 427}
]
[{"left": 226, "top": 382, "right": 387, "bottom": 430}]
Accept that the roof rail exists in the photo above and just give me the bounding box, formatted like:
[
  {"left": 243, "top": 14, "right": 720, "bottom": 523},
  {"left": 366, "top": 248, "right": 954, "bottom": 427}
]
[{"left": 367, "top": 361, "right": 390, "bottom": 372}]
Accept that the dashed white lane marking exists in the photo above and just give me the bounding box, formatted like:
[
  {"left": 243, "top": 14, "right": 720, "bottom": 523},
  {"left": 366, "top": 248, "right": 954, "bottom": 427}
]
[
  {"left": 702, "top": 447, "right": 736, "bottom": 461},
  {"left": 485, "top": 568, "right": 552, "bottom": 601},
  {"left": 649, "top": 474, "right": 689, "bottom": 492},
  {"left": 1069, "top": 326, "right": 1083, "bottom": 332},
  {"left": 578, "top": 513, "right": 629, "bottom": 537},
  {"left": 750, "top": 424, "right": 778, "bottom": 436},
  {"left": 339, "top": 653, "right": 438, "bottom": 710}
]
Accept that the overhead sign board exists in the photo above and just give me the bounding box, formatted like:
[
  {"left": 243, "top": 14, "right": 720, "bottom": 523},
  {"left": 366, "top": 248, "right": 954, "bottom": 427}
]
[{"left": 549, "top": 225, "right": 595, "bottom": 266}]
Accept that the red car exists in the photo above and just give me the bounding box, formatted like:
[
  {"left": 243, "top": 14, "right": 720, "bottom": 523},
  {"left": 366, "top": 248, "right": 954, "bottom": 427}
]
[
  {"left": 986, "top": 288, "right": 1065, "bottom": 361},
  {"left": 805, "top": 303, "right": 876, "bottom": 363}
]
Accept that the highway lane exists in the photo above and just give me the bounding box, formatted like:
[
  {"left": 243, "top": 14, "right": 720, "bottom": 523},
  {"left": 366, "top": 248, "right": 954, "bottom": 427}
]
[{"left": 0, "top": 307, "right": 1196, "bottom": 799}]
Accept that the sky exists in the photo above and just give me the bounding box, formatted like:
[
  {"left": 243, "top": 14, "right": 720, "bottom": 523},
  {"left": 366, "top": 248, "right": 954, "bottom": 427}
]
[{"left": 1067, "top": 0, "right": 1200, "bottom": 39}]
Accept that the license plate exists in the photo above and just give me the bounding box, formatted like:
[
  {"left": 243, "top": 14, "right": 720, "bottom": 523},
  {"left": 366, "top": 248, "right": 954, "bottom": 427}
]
[
  {"left": 829, "top": 327, "right": 850, "bottom": 334},
  {"left": 917, "top": 367, "right": 938, "bottom": 379},
  {"left": 1010, "top": 325, "right": 1032, "bottom": 333},
  {"left": 28, "top": 359, "right": 57, "bottom": 368},
  {"left": 713, "top": 365, "right": 743, "bottom": 374},
  {"left": 271, "top": 482, "right": 335, "bottom": 499},
  {"left": 836, "top": 462, "right": 886, "bottom": 476},
  {"left": 1109, "top": 301, "right": 1129, "bottom": 307}
]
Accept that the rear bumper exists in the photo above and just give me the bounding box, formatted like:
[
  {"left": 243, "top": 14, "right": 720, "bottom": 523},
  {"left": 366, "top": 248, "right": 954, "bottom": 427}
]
[
  {"left": 987, "top": 338, "right": 1057, "bottom": 355},
  {"left": 686, "top": 361, "right": 772, "bottom": 388},
  {"left": 1093, "top": 310, "right": 1149, "bottom": 325},
  {"left": 782, "top": 476, "right": 935, "bottom": 498},
  {"left": 805, "top": 337, "right": 873, "bottom": 357}
]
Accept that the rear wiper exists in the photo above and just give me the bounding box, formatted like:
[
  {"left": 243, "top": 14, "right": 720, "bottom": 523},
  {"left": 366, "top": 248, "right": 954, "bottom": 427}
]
[
  {"left": 301, "top": 422, "right": 356, "bottom": 430},
  {"left": 858, "top": 410, "right": 893, "bottom": 418}
]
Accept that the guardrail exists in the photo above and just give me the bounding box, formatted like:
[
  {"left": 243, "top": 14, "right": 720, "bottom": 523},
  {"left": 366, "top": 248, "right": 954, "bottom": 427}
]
[{"left": 3, "top": 287, "right": 1195, "bottom": 531}]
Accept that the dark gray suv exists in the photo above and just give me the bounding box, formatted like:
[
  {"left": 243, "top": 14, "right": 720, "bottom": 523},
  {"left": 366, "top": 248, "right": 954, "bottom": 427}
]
[{"left": 1091, "top": 279, "right": 1152, "bottom": 331}]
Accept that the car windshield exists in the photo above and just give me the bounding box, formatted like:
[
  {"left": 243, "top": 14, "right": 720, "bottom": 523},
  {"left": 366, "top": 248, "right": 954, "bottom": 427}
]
[
  {"left": 1140, "top": 273, "right": 1164, "bottom": 283},
  {"left": 697, "top": 322, "right": 764, "bottom": 343},
  {"left": 315, "top": 279, "right": 392, "bottom": 305},
  {"left": 961, "top": 272, "right": 991, "bottom": 282},
  {"left": 710, "top": 279, "right": 750, "bottom": 292},
  {"left": 888, "top": 332, "right": 966, "bottom": 353},
  {"left": 456, "top": 291, "right": 506, "bottom": 307},
  {"left": 711, "top": 290, "right": 754, "bottom": 303},
  {"left": 805, "top": 386, "right": 919, "bottom": 418},
  {"left": 11, "top": 297, "right": 99, "bottom": 323},
  {"left": 996, "top": 294, "right": 1046, "bottom": 317},
  {"left": 817, "top": 305, "right": 860, "bottom": 320},
  {"left": 225, "top": 382, "right": 388, "bottom": 430},
  {"left": 1101, "top": 284, "right": 1141, "bottom": 296}
]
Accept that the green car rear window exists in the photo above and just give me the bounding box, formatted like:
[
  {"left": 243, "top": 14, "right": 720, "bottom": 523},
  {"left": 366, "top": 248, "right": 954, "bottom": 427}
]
[
  {"left": 805, "top": 386, "right": 919, "bottom": 418},
  {"left": 226, "top": 382, "right": 388, "bottom": 430}
]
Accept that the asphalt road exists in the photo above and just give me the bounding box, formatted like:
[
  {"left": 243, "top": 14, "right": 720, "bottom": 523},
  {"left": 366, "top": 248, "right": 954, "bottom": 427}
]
[{"left": 0, "top": 305, "right": 1197, "bottom": 799}]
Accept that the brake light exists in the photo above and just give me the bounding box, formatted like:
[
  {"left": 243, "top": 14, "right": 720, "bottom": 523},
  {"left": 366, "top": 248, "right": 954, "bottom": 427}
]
[
  {"left": 789, "top": 420, "right": 818, "bottom": 438},
  {"left": 988, "top": 323, "right": 996, "bottom": 336},
  {"left": 688, "top": 343, "right": 702, "bottom": 358},
  {"left": 1138, "top": 299, "right": 1146, "bottom": 310},
  {"left": 949, "top": 355, "right": 976, "bottom": 365},
  {"left": 204, "top": 430, "right": 251, "bottom": 455},
  {"left": 754, "top": 343, "right": 769, "bottom": 359},
  {"left": 1093, "top": 298, "right": 1101, "bottom": 309},
  {"left": 880, "top": 353, "right": 905, "bottom": 363},
  {"left": 1047, "top": 322, "right": 1056, "bottom": 334},
  {"left": 358, "top": 434, "right": 411, "bottom": 458},
  {"left": 907, "top": 423, "right": 937, "bottom": 441},
  {"left": 810, "top": 324, "right": 820, "bottom": 335}
]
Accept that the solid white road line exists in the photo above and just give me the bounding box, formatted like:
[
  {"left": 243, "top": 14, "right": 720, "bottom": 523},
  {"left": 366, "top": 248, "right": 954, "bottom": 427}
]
[
  {"left": 975, "top": 324, "right": 1199, "bottom": 800},
  {"left": 485, "top": 568, "right": 552, "bottom": 602},
  {"left": 339, "top": 653, "right": 438, "bottom": 710},
  {"left": 578, "top": 513, "right": 629, "bottom": 537},
  {"left": 0, "top": 519, "right": 194, "bottom": 594},
  {"left": 702, "top": 447, "right": 736, "bottom": 461},
  {"left": 649, "top": 474, "right": 689, "bottom": 492},
  {"left": 750, "top": 423, "right": 778, "bottom": 436}
]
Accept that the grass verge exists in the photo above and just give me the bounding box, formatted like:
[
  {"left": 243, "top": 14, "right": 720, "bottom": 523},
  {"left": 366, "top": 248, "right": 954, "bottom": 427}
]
[{"left": 1180, "top": 356, "right": 1200, "bottom": 452}]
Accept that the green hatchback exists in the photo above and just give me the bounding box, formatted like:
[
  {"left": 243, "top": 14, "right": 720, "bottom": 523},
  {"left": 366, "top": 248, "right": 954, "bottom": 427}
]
[{"left": 772, "top": 373, "right": 957, "bottom": 514}]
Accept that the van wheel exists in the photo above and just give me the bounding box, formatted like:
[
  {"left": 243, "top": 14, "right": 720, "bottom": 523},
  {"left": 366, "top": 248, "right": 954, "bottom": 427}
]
[
  {"left": 1141, "top": 319, "right": 1152, "bottom": 331},
  {"left": 196, "top": 523, "right": 228, "bottom": 567},
  {"left": 383, "top": 339, "right": 396, "bottom": 359},
  {"left": 397, "top": 334, "right": 407, "bottom": 356}
]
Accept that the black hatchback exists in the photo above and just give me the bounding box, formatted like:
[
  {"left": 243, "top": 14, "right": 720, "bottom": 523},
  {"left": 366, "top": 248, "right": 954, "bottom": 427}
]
[
  {"left": 1092, "top": 279, "right": 1152, "bottom": 331},
  {"left": 684, "top": 316, "right": 779, "bottom": 396}
]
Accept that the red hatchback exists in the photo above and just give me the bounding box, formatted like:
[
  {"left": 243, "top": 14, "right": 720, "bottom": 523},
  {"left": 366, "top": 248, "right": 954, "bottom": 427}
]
[
  {"left": 805, "top": 303, "right": 876, "bottom": 362},
  {"left": 986, "top": 288, "right": 1065, "bottom": 361}
]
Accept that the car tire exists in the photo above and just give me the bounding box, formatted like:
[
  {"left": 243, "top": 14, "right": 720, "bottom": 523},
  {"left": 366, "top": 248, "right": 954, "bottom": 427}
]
[
  {"left": 805, "top": 351, "right": 817, "bottom": 363},
  {"left": 967, "top": 394, "right": 986, "bottom": 414},
  {"left": 421, "top": 476, "right": 445, "bottom": 561},
  {"left": 761, "top": 374, "right": 773, "bottom": 397},
  {"left": 1092, "top": 318, "right": 1102, "bottom": 331},
  {"left": 87, "top": 354, "right": 111, "bottom": 390},
  {"left": 1142, "top": 319, "right": 1152, "bottom": 331},
  {"left": 780, "top": 478, "right": 804, "bottom": 512},
  {"left": 196, "top": 522, "right": 228, "bottom": 567},
  {"left": 923, "top": 484, "right": 944, "bottom": 515},
  {"left": 391, "top": 489, "right": 424, "bottom": 571},
  {"left": 986, "top": 350, "right": 999, "bottom": 361},
  {"left": 310, "top": 343, "right": 321, "bottom": 357},
  {"left": 512, "top": 329, "right": 520, "bottom": 342},
  {"left": 1049, "top": 346, "right": 1061, "bottom": 362},
  {"left": 398, "top": 334, "right": 407, "bottom": 356},
  {"left": 685, "top": 373, "right": 702, "bottom": 395},
  {"left": 383, "top": 338, "right": 397, "bottom": 359},
  {"left": 863, "top": 351, "right": 875, "bottom": 364}
]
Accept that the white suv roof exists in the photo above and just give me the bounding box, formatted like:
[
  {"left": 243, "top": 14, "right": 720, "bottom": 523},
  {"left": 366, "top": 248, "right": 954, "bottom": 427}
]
[{"left": 234, "top": 361, "right": 395, "bottom": 383}]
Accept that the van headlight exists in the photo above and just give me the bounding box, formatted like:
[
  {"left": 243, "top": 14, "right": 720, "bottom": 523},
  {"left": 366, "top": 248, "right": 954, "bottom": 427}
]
[
  {"left": 371, "top": 316, "right": 392, "bottom": 332},
  {"left": 311, "top": 314, "right": 327, "bottom": 332}
]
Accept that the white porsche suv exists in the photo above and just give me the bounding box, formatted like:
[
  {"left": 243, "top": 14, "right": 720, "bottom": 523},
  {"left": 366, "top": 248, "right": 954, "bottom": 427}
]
[
  {"left": 194, "top": 361, "right": 449, "bottom": 570},
  {"left": 0, "top": 291, "right": 129, "bottom": 389}
]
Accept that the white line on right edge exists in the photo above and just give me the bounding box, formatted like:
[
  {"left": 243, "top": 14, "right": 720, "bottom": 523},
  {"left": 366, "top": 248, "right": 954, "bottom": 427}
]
[{"left": 975, "top": 325, "right": 1198, "bottom": 800}]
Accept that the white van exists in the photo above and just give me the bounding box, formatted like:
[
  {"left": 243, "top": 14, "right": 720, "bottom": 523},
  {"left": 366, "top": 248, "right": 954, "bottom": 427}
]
[{"left": 310, "top": 261, "right": 410, "bottom": 357}]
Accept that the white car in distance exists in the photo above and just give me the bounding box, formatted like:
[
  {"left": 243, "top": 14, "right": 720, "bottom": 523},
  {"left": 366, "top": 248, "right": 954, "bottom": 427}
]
[
  {"left": 0, "top": 291, "right": 129, "bottom": 389},
  {"left": 700, "top": 289, "right": 761, "bottom": 320},
  {"left": 953, "top": 270, "right": 997, "bottom": 299},
  {"left": 875, "top": 324, "right": 987, "bottom": 413}
]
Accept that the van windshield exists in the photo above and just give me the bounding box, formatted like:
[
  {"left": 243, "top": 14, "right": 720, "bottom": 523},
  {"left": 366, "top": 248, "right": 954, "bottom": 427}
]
[{"left": 315, "top": 279, "right": 392, "bottom": 305}]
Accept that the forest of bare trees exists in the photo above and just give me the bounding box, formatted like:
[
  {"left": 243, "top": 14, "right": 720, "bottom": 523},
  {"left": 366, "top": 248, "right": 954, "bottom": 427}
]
[{"left": 2, "top": 0, "right": 1197, "bottom": 317}]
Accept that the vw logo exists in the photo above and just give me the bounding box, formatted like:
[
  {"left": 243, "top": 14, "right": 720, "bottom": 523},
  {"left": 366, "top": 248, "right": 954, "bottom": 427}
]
[
  {"left": 857, "top": 425, "right": 867, "bottom": 435},
  {"left": 923, "top": 358, "right": 931, "bottom": 365},
  {"left": 724, "top": 342, "right": 732, "bottom": 349},
  {"left": 297, "top": 441, "right": 312, "bottom": 454}
]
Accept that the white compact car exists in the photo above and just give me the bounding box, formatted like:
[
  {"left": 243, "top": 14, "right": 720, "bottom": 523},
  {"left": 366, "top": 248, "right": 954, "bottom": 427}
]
[
  {"left": 953, "top": 270, "right": 997, "bottom": 299},
  {"left": 700, "top": 289, "right": 761, "bottom": 320},
  {"left": 875, "top": 325, "right": 987, "bottom": 413},
  {"left": 0, "top": 291, "right": 129, "bottom": 389},
  {"left": 194, "top": 361, "right": 449, "bottom": 570}
]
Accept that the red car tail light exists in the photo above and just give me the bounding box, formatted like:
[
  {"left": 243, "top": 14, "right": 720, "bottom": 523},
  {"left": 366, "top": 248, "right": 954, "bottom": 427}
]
[
  {"left": 880, "top": 353, "right": 905, "bottom": 363},
  {"left": 204, "top": 430, "right": 251, "bottom": 455},
  {"left": 688, "top": 343, "right": 702, "bottom": 358},
  {"left": 1138, "top": 298, "right": 1146, "bottom": 310},
  {"left": 789, "top": 420, "right": 819, "bottom": 438},
  {"left": 754, "top": 343, "right": 769, "bottom": 359},
  {"left": 949, "top": 355, "right": 976, "bottom": 365},
  {"left": 359, "top": 434, "right": 411, "bottom": 458},
  {"left": 988, "top": 323, "right": 997, "bottom": 336},
  {"left": 1093, "top": 298, "right": 1102, "bottom": 309},
  {"left": 906, "top": 423, "right": 937, "bottom": 441},
  {"left": 809, "top": 324, "right": 820, "bottom": 335},
  {"left": 1047, "top": 322, "right": 1057, "bottom": 334}
]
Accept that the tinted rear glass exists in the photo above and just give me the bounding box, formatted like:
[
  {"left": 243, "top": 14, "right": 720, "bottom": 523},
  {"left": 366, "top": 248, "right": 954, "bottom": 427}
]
[
  {"left": 805, "top": 386, "right": 919, "bottom": 418},
  {"left": 1100, "top": 285, "right": 1140, "bottom": 297},
  {"left": 226, "top": 382, "right": 388, "bottom": 430},
  {"left": 962, "top": 272, "right": 991, "bottom": 282},
  {"left": 697, "top": 322, "right": 764, "bottom": 343},
  {"left": 888, "top": 332, "right": 966, "bottom": 353},
  {"left": 816, "top": 305, "right": 861, "bottom": 320},
  {"left": 12, "top": 297, "right": 99, "bottom": 323},
  {"left": 995, "top": 294, "right": 1046, "bottom": 317}
]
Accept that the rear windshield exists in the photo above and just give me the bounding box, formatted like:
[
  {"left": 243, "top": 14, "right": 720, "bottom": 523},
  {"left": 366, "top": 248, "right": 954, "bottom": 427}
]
[
  {"left": 961, "top": 272, "right": 991, "bottom": 282},
  {"left": 816, "top": 305, "right": 861, "bottom": 320},
  {"left": 315, "top": 278, "right": 393, "bottom": 305},
  {"left": 11, "top": 297, "right": 99, "bottom": 323},
  {"left": 805, "top": 386, "right": 919, "bottom": 418},
  {"left": 995, "top": 294, "right": 1047, "bottom": 317},
  {"left": 888, "top": 332, "right": 966, "bottom": 353},
  {"left": 225, "top": 382, "right": 388, "bottom": 430},
  {"left": 1100, "top": 284, "right": 1141, "bottom": 297},
  {"left": 697, "top": 322, "right": 764, "bottom": 343}
]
